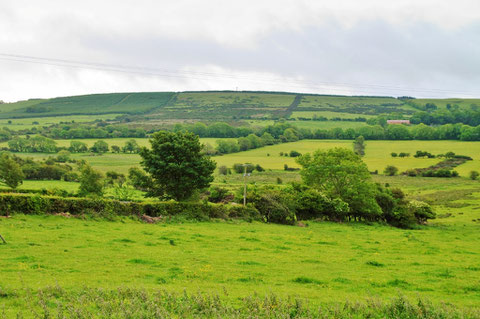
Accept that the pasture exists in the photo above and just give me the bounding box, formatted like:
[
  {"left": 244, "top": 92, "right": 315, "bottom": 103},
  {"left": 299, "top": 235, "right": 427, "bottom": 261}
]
[
  {"left": 1, "top": 196, "right": 480, "bottom": 315},
  {"left": 0, "top": 114, "right": 122, "bottom": 131},
  {"left": 5, "top": 139, "right": 480, "bottom": 177}
]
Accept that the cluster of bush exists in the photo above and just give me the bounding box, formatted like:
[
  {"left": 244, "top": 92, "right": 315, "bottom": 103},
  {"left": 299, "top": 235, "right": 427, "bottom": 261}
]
[
  {"left": 31, "top": 123, "right": 147, "bottom": 139},
  {"left": 390, "top": 152, "right": 410, "bottom": 157},
  {"left": 206, "top": 183, "right": 434, "bottom": 229},
  {"left": 6, "top": 136, "right": 141, "bottom": 155},
  {"left": 0, "top": 193, "right": 258, "bottom": 222},
  {"left": 217, "top": 164, "right": 265, "bottom": 175}
]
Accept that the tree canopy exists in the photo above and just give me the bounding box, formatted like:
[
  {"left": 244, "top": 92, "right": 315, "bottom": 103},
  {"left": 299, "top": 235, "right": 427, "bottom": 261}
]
[
  {"left": 296, "top": 148, "right": 381, "bottom": 220},
  {"left": 139, "top": 131, "right": 216, "bottom": 201}
]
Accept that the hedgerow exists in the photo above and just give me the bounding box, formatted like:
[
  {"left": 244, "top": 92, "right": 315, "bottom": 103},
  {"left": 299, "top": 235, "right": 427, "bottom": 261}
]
[{"left": 0, "top": 193, "right": 258, "bottom": 221}]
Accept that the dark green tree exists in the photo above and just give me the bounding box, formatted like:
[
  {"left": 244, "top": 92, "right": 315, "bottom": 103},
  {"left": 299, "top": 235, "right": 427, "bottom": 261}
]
[
  {"left": 0, "top": 153, "right": 24, "bottom": 189},
  {"left": 139, "top": 131, "right": 216, "bottom": 201},
  {"left": 384, "top": 165, "right": 399, "bottom": 176},
  {"left": 90, "top": 140, "right": 109, "bottom": 154},
  {"left": 353, "top": 135, "right": 366, "bottom": 156},
  {"left": 78, "top": 164, "right": 104, "bottom": 196}
]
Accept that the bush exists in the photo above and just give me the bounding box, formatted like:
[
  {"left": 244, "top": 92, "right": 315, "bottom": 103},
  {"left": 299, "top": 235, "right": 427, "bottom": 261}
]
[
  {"left": 255, "top": 164, "right": 264, "bottom": 172},
  {"left": 208, "top": 187, "right": 231, "bottom": 203},
  {"left": 470, "top": 171, "right": 479, "bottom": 180},
  {"left": 233, "top": 163, "right": 253, "bottom": 174},
  {"left": 218, "top": 165, "right": 230, "bottom": 175},
  {"left": 249, "top": 189, "right": 296, "bottom": 225},
  {"left": 0, "top": 193, "right": 262, "bottom": 222},
  {"left": 384, "top": 165, "right": 398, "bottom": 176},
  {"left": 407, "top": 200, "right": 435, "bottom": 224},
  {"left": 289, "top": 150, "right": 301, "bottom": 157},
  {"left": 391, "top": 152, "right": 398, "bottom": 157}
]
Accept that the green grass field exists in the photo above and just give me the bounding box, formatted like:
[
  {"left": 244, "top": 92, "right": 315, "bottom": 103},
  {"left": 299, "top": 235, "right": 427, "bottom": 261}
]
[
  {"left": 6, "top": 139, "right": 480, "bottom": 177},
  {"left": 0, "top": 114, "right": 122, "bottom": 130},
  {"left": 1, "top": 195, "right": 480, "bottom": 315},
  {"left": 415, "top": 98, "right": 480, "bottom": 110},
  {"left": 290, "top": 110, "right": 376, "bottom": 119}
]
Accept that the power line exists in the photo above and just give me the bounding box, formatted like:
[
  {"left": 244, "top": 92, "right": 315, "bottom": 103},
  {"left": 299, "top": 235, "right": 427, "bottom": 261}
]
[{"left": 0, "top": 53, "right": 478, "bottom": 97}]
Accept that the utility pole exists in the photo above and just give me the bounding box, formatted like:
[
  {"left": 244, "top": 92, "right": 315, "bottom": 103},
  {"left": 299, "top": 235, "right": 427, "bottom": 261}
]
[{"left": 242, "top": 164, "right": 251, "bottom": 206}]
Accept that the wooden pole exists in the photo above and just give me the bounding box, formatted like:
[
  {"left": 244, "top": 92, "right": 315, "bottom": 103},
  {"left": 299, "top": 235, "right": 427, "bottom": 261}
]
[{"left": 0, "top": 234, "right": 6, "bottom": 244}]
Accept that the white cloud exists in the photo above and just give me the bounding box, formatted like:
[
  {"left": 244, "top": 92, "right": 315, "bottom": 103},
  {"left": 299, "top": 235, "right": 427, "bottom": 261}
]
[{"left": 0, "top": 0, "right": 479, "bottom": 101}]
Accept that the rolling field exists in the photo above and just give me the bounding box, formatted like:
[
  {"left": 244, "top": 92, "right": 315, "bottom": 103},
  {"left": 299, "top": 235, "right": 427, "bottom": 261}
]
[
  {"left": 0, "top": 92, "right": 174, "bottom": 118},
  {"left": 213, "top": 140, "right": 480, "bottom": 175},
  {"left": 0, "top": 114, "right": 122, "bottom": 130},
  {"left": 290, "top": 110, "right": 376, "bottom": 119},
  {"left": 3, "top": 91, "right": 477, "bottom": 124},
  {"left": 1, "top": 199, "right": 479, "bottom": 316},
  {"left": 415, "top": 98, "right": 480, "bottom": 110},
  {"left": 6, "top": 139, "right": 480, "bottom": 177}
]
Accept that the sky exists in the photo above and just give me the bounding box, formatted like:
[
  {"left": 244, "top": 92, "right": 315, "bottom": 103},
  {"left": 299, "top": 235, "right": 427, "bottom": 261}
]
[{"left": 1, "top": 0, "right": 480, "bottom": 102}]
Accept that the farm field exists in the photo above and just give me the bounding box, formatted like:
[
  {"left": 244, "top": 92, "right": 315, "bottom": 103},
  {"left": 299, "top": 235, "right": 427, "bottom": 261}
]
[
  {"left": 0, "top": 114, "right": 122, "bottom": 131},
  {"left": 1, "top": 197, "right": 480, "bottom": 317},
  {"left": 290, "top": 110, "right": 376, "bottom": 119},
  {"left": 6, "top": 139, "right": 480, "bottom": 176}
]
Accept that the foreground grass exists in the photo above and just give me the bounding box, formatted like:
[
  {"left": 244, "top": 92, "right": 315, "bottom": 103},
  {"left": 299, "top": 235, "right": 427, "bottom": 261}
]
[
  {"left": 2, "top": 288, "right": 479, "bottom": 318},
  {"left": 1, "top": 209, "right": 479, "bottom": 315}
]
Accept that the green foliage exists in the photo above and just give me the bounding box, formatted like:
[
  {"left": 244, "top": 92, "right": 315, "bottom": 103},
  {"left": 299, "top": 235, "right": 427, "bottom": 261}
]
[
  {"left": 207, "top": 186, "right": 231, "bottom": 203},
  {"left": 56, "top": 150, "right": 71, "bottom": 163},
  {"left": 384, "top": 165, "right": 399, "bottom": 176},
  {"left": 78, "top": 165, "right": 104, "bottom": 197},
  {"left": 297, "top": 148, "right": 381, "bottom": 220},
  {"left": 123, "top": 139, "right": 139, "bottom": 153},
  {"left": 68, "top": 140, "right": 88, "bottom": 153},
  {"left": 248, "top": 188, "right": 296, "bottom": 225},
  {"left": 139, "top": 131, "right": 216, "bottom": 201},
  {"left": 0, "top": 153, "right": 24, "bottom": 189},
  {"left": 8, "top": 136, "right": 57, "bottom": 153},
  {"left": 469, "top": 170, "right": 479, "bottom": 180},
  {"left": 90, "top": 140, "right": 109, "bottom": 154},
  {"left": 353, "top": 135, "right": 366, "bottom": 156},
  {"left": 128, "top": 167, "right": 153, "bottom": 192}
]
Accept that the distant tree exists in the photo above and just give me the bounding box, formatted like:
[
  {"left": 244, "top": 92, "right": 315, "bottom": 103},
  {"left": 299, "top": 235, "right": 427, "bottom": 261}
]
[
  {"left": 90, "top": 140, "right": 109, "bottom": 154},
  {"left": 353, "top": 135, "right": 366, "bottom": 156},
  {"left": 260, "top": 132, "right": 275, "bottom": 145},
  {"left": 111, "top": 145, "right": 121, "bottom": 153},
  {"left": 0, "top": 153, "right": 24, "bottom": 189},
  {"left": 218, "top": 165, "right": 230, "bottom": 175},
  {"left": 139, "top": 131, "right": 216, "bottom": 201},
  {"left": 78, "top": 164, "right": 104, "bottom": 196},
  {"left": 289, "top": 150, "right": 302, "bottom": 157},
  {"left": 470, "top": 170, "right": 479, "bottom": 180},
  {"left": 56, "top": 150, "right": 71, "bottom": 163},
  {"left": 123, "top": 139, "right": 139, "bottom": 153},
  {"left": 391, "top": 152, "right": 398, "bottom": 157},
  {"left": 68, "top": 141, "right": 88, "bottom": 153},
  {"left": 384, "top": 165, "right": 399, "bottom": 176},
  {"left": 128, "top": 167, "right": 153, "bottom": 192}
]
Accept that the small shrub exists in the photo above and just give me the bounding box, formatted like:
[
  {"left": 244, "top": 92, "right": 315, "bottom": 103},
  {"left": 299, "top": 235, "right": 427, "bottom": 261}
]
[
  {"left": 384, "top": 165, "right": 398, "bottom": 176},
  {"left": 391, "top": 152, "right": 398, "bottom": 157},
  {"left": 470, "top": 170, "right": 479, "bottom": 180}
]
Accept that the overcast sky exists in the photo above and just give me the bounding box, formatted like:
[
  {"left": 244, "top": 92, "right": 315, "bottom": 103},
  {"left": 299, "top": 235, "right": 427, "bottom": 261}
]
[{"left": 1, "top": 0, "right": 480, "bottom": 102}]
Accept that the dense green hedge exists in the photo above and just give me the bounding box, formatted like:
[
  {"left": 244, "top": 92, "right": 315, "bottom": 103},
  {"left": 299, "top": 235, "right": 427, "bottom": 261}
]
[{"left": 0, "top": 193, "right": 259, "bottom": 221}]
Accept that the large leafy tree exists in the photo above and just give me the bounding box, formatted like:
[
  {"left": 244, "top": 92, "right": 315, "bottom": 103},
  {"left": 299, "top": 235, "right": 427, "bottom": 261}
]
[
  {"left": 0, "top": 153, "right": 24, "bottom": 189},
  {"left": 296, "top": 148, "right": 381, "bottom": 220},
  {"left": 140, "top": 131, "right": 216, "bottom": 201}
]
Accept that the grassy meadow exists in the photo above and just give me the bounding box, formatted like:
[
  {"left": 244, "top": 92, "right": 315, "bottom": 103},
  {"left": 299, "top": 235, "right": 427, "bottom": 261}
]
[
  {"left": 1, "top": 199, "right": 480, "bottom": 316},
  {"left": 2, "top": 91, "right": 480, "bottom": 316},
  {"left": 0, "top": 114, "right": 122, "bottom": 131}
]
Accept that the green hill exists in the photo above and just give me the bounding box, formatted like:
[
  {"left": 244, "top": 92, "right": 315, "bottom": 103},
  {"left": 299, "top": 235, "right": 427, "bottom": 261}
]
[{"left": 2, "top": 91, "right": 479, "bottom": 122}]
